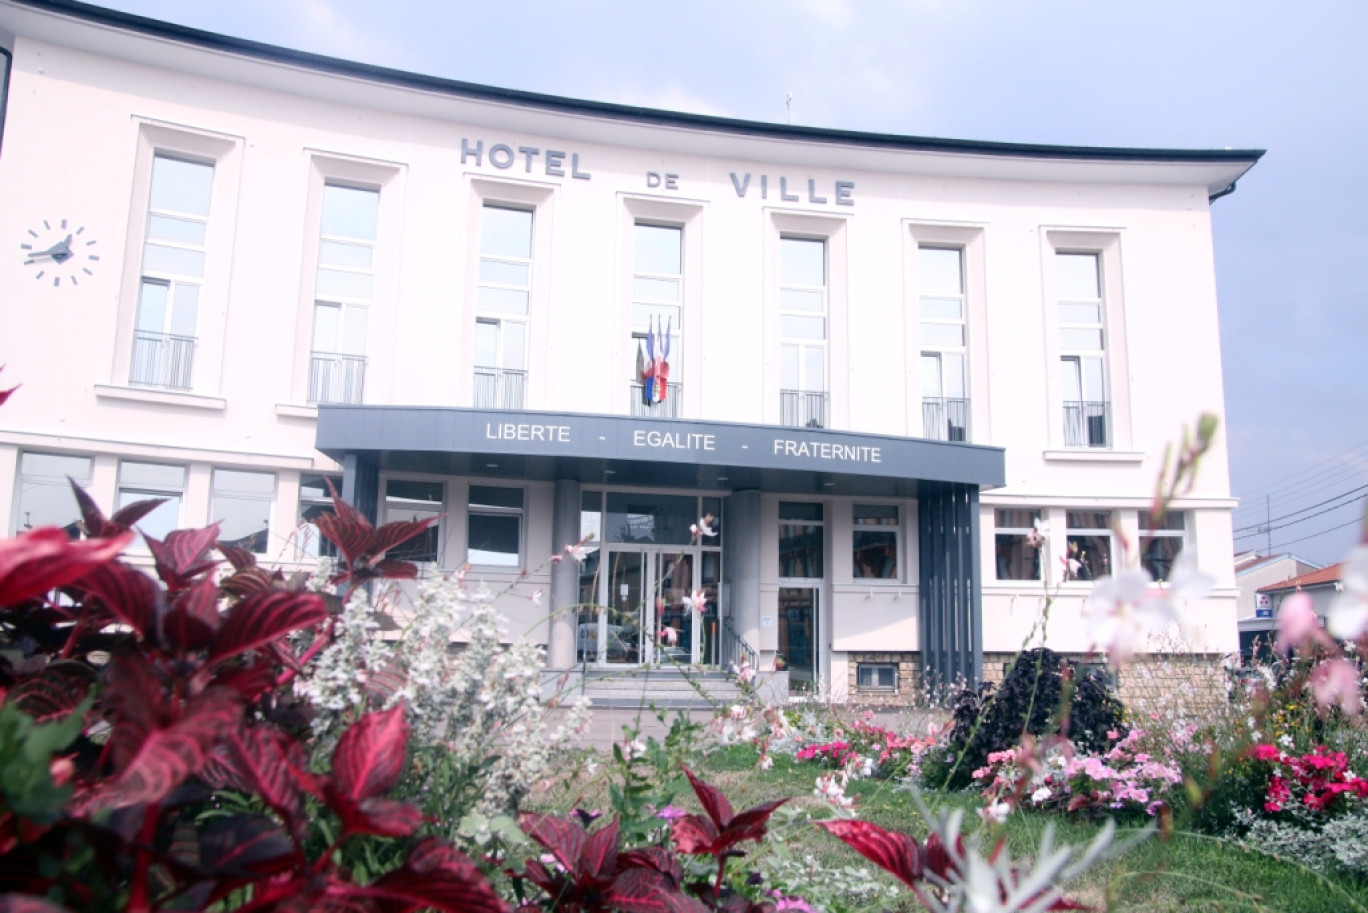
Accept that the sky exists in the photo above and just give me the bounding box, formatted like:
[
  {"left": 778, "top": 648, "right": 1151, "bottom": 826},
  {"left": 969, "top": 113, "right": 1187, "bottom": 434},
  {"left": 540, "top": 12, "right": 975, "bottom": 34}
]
[{"left": 90, "top": 0, "right": 1368, "bottom": 566}]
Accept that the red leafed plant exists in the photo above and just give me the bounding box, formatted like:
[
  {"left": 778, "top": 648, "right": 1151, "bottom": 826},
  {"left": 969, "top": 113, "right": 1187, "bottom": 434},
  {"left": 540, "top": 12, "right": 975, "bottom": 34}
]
[{"left": 0, "top": 465, "right": 503, "bottom": 912}]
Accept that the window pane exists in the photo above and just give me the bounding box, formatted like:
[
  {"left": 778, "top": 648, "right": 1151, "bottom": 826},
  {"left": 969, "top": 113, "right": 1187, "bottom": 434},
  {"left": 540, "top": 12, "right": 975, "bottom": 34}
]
[
  {"left": 150, "top": 156, "right": 213, "bottom": 217},
  {"left": 922, "top": 323, "right": 965, "bottom": 347},
  {"left": 213, "top": 469, "right": 274, "bottom": 494},
  {"left": 386, "top": 479, "right": 443, "bottom": 505},
  {"left": 919, "top": 247, "right": 963, "bottom": 296},
  {"left": 779, "top": 523, "right": 823, "bottom": 578},
  {"left": 321, "top": 185, "right": 379, "bottom": 241},
  {"left": 941, "top": 352, "right": 965, "bottom": 398},
  {"left": 631, "top": 303, "right": 681, "bottom": 331},
  {"left": 474, "top": 320, "right": 498, "bottom": 367},
  {"left": 1060, "top": 328, "right": 1103, "bottom": 351},
  {"left": 480, "top": 259, "right": 530, "bottom": 286},
  {"left": 170, "top": 285, "right": 199, "bottom": 337},
  {"left": 20, "top": 453, "right": 92, "bottom": 479},
  {"left": 921, "top": 354, "right": 941, "bottom": 398},
  {"left": 120, "top": 462, "right": 185, "bottom": 489},
  {"left": 481, "top": 206, "right": 532, "bottom": 259},
  {"left": 995, "top": 534, "right": 1040, "bottom": 580},
  {"left": 312, "top": 303, "right": 340, "bottom": 351},
  {"left": 385, "top": 479, "right": 442, "bottom": 562},
  {"left": 633, "top": 277, "right": 681, "bottom": 302},
  {"left": 143, "top": 242, "right": 206, "bottom": 277},
  {"left": 469, "top": 485, "right": 524, "bottom": 510},
  {"left": 147, "top": 214, "right": 206, "bottom": 246},
  {"left": 1061, "top": 358, "right": 1082, "bottom": 400},
  {"left": 779, "top": 502, "right": 823, "bottom": 521},
  {"left": 1139, "top": 511, "right": 1185, "bottom": 531},
  {"left": 1140, "top": 534, "right": 1183, "bottom": 582},
  {"left": 300, "top": 473, "right": 340, "bottom": 502},
  {"left": 1067, "top": 534, "right": 1111, "bottom": 581},
  {"left": 316, "top": 267, "right": 373, "bottom": 300},
  {"left": 478, "top": 285, "right": 530, "bottom": 315},
  {"left": 1067, "top": 510, "right": 1111, "bottom": 530},
  {"left": 1059, "top": 302, "right": 1101, "bottom": 324},
  {"left": 920, "top": 296, "right": 963, "bottom": 320},
  {"left": 781, "top": 315, "right": 825, "bottom": 339},
  {"left": 780, "top": 238, "right": 824, "bottom": 286},
  {"left": 803, "top": 346, "right": 825, "bottom": 390},
  {"left": 341, "top": 305, "right": 368, "bottom": 355},
  {"left": 136, "top": 281, "right": 169, "bottom": 332},
  {"left": 995, "top": 509, "right": 1041, "bottom": 530},
  {"left": 781, "top": 288, "right": 825, "bottom": 313},
  {"left": 319, "top": 240, "right": 373, "bottom": 270},
  {"left": 468, "top": 513, "right": 520, "bottom": 566},
  {"left": 854, "top": 505, "right": 898, "bottom": 523},
  {"left": 215, "top": 494, "right": 271, "bottom": 553},
  {"left": 604, "top": 493, "right": 696, "bottom": 545},
  {"left": 119, "top": 491, "right": 181, "bottom": 543},
  {"left": 1082, "top": 358, "right": 1106, "bottom": 400},
  {"left": 853, "top": 530, "right": 897, "bottom": 579},
  {"left": 502, "top": 320, "right": 527, "bottom": 370},
  {"left": 1057, "top": 253, "right": 1100, "bottom": 300},
  {"left": 634, "top": 224, "right": 682, "bottom": 275},
  {"left": 780, "top": 344, "right": 799, "bottom": 389}
]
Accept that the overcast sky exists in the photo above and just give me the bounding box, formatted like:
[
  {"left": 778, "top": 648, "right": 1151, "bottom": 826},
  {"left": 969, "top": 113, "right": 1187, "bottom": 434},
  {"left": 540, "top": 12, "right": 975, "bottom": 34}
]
[{"left": 92, "top": 0, "right": 1368, "bottom": 566}]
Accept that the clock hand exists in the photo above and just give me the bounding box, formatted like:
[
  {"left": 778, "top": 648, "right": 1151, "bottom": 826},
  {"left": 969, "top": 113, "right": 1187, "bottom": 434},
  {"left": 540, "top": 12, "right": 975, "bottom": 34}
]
[{"left": 24, "top": 235, "right": 73, "bottom": 263}]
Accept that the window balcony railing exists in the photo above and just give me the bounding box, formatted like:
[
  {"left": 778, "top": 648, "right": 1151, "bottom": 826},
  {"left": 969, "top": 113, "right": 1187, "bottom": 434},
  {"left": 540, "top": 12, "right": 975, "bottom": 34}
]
[
  {"left": 780, "top": 389, "right": 828, "bottom": 428},
  {"left": 922, "top": 397, "right": 970, "bottom": 443},
  {"left": 129, "top": 331, "right": 196, "bottom": 391},
  {"left": 474, "top": 367, "right": 527, "bottom": 410},
  {"left": 630, "top": 382, "right": 682, "bottom": 418},
  {"left": 308, "top": 351, "right": 367, "bottom": 405},
  {"left": 1064, "top": 400, "right": 1112, "bottom": 448}
]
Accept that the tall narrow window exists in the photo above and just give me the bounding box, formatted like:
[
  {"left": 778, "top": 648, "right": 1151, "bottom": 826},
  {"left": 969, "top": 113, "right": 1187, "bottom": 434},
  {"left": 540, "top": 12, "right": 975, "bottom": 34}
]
[
  {"left": 474, "top": 205, "right": 532, "bottom": 410},
  {"left": 309, "top": 184, "right": 379, "bottom": 404},
  {"left": 467, "top": 485, "right": 524, "bottom": 568},
  {"left": 384, "top": 480, "right": 443, "bottom": 564},
  {"left": 296, "top": 473, "right": 340, "bottom": 559},
  {"left": 852, "top": 505, "right": 899, "bottom": 580},
  {"left": 778, "top": 502, "right": 824, "bottom": 578},
  {"left": 919, "top": 246, "right": 968, "bottom": 442},
  {"left": 779, "top": 238, "right": 827, "bottom": 428},
  {"left": 131, "top": 155, "right": 213, "bottom": 391},
  {"left": 994, "top": 509, "right": 1042, "bottom": 581},
  {"left": 1058, "top": 253, "right": 1109, "bottom": 448},
  {"left": 1065, "top": 510, "right": 1113, "bottom": 582},
  {"left": 631, "top": 223, "right": 683, "bottom": 417}
]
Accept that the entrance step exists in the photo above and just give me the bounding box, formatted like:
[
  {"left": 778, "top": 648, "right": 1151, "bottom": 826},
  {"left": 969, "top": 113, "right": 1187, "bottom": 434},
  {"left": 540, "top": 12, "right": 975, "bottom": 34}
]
[{"left": 542, "top": 668, "right": 789, "bottom": 709}]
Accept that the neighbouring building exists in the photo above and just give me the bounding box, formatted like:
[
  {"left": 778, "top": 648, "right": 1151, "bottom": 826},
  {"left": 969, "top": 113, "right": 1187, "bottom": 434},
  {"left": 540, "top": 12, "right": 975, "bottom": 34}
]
[
  {"left": 1234, "top": 551, "right": 1322, "bottom": 659},
  {"left": 0, "top": 0, "right": 1261, "bottom": 702}
]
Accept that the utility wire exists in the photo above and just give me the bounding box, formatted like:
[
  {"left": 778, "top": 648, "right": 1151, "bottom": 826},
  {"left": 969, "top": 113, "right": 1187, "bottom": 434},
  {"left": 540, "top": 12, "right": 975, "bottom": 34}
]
[
  {"left": 1235, "top": 439, "right": 1368, "bottom": 500},
  {"left": 1233, "top": 494, "right": 1367, "bottom": 540},
  {"left": 1232, "top": 483, "right": 1368, "bottom": 533},
  {"left": 1270, "top": 514, "right": 1366, "bottom": 551},
  {"left": 1234, "top": 462, "right": 1368, "bottom": 516}
]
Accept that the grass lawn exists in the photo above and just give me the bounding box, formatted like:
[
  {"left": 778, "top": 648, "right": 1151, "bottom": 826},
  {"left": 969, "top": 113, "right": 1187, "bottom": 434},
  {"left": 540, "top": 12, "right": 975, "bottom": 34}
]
[{"left": 536, "top": 740, "right": 1368, "bottom": 913}]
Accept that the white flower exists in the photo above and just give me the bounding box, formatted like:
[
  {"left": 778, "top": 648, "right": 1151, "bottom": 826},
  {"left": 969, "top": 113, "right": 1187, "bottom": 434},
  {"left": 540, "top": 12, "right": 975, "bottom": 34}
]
[
  {"left": 979, "top": 800, "right": 1011, "bottom": 825},
  {"left": 758, "top": 754, "right": 774, "bottom": 771},
  {"left": 623, "top": 738, "right": 647, "bottom": 760},
  {"left": 735, "top": 659, "right": 756, "bottom": 684},
  {"left": 1031, "top": 786, "right": 1051, "bottom": 805},
  {"left": 1329, "top": 546, "right": 1368, "bottom": 640},
  {"left": 690, "top": 516, "right": 717, "bottom": 538},
  {"left": 530, "top": 588, "right": 544, "bottom": 609},
  {"left": 683, "top": 589, "right": 708, "bottom": 611},
  {"left": 1086, "top": 553, "right": 1211, "bottom": 666},
  {"left": 1026, "top": 519, "right": 1047, "bottom": 550}
]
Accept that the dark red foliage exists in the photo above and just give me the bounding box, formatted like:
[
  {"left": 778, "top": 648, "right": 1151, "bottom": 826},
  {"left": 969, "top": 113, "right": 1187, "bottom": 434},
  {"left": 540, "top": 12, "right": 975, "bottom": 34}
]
[
  {"left": 70, "top": 481, "right": 164, "bottom": 540},
  {"left": 0, "top": 477, "right": 500, "bottom": 912},
  {"left": 314, "top": 480, "right": 439, "bottom": 586},
  {"left": 670, "top": 766, "right": 787, "bottom": 858}
]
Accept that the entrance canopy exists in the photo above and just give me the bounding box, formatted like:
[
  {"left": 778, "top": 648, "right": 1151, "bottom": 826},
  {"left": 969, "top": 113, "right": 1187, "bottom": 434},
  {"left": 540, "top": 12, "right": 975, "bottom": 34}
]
[{"left": 315, "top": 406, "right": 1005, "bottom": 496}]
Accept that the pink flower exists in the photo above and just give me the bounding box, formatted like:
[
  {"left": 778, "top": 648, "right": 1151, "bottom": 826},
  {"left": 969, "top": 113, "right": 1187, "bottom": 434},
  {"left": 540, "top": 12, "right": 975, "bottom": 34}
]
[
  {"left": 1277, "top": 592, "right": 1324, "bottom": 652},
  {"left": 658, "top": 625, "right": 679, "bottom": 646},
  {"left": 690, "top": 516, "right": 717, "bottom": 538},
  {"left": 736, "top": 659, "right": 756, "bottom": 684},
  {"left": 564, "top": 540, "right": 591, "bottom": 563},
  {"left": 1026, "top": 519, "right": 1048, "bottom": 550},
  {"left": 530, "top": 588, "right": 544, "bottom": 609},
  {"left": 1311, "top": 658, "right": 1363, "bottom": 716},
  {"left": 655, "top": 805, "right": 688, "bottom": 820},
  {"left": 683, "top": 589, "right": 707, "bottom": 611}
]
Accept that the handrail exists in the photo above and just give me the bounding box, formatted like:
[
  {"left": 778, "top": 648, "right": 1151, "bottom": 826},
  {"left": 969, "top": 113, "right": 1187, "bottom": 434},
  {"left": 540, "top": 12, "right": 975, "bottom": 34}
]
[{"left": 720, "top": 616, "right": 758, "bottom": 673}]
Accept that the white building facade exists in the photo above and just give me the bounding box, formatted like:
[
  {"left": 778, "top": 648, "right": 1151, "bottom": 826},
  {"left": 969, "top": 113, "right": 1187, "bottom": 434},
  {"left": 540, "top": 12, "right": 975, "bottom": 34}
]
[{"left": 0, "top": 0, "right": 1260, "bottom": 701}]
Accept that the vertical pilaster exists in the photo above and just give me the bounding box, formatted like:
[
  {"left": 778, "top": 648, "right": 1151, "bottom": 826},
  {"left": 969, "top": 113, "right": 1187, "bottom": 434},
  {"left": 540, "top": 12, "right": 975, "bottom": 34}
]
[
  {"left": 341, "top": 452, "right": 378, "bottom": 523},
  {"left": 725, "top": 489, "right": 763, "bottom": 653},
  {"left": 547, "top": 477, "right": 580, "bottom": 669}
]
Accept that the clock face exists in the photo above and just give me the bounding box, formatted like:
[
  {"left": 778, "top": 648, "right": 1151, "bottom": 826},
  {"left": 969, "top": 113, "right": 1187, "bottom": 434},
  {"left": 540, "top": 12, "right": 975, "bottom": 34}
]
[{"left": 20, "top": 219, "right": 100, "bottom": 287}]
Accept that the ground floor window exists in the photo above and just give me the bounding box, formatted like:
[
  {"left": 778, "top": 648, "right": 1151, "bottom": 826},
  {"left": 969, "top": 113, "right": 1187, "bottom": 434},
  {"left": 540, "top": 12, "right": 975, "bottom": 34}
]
[
  {"left": 117, "top": 461, "right": 185, "bottom": 546},
  {"left": 852, "top": 504, "right": 899, "bottom": 579},
  {"left": 467, "top": 485, "right": 523, "bottom": 568},
  {"left": 994, "top": 509, "right": 1042, "bottom": 581},
  {"left": 296, "top": 474, "right": 340, "bottom": 558},
  {"left": 1139, "top": 510, "right": 1185, "bottom": 582},
  {"left": 1065, "top": 510, "right": 1112, "bottom": 581},
  {"left": 211, "top": 469, "right": 274, "bottom": 554},
  {"left": 779, "top": 502, "right": 824, "bottom": 579},
  {"left": 384, "top": 479, "right": 443, "bottom": 564},
  {"left": 13, "top": 452, "right": 92, "bottom": 537},
  {"left": 856, "top": 662, "right": 897, "bottom": 691}
]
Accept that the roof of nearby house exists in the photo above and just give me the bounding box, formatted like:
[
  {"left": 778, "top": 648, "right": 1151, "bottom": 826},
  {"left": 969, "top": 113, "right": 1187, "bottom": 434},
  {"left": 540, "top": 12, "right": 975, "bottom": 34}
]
[
  {"left": 1235, "top": 553, "right": 1323, "bottom": 576},
  {"left": 1, "top": 0, "right": 1264, "bottom": 198},
  {"left": 1257, "top": 562, "right": 1344, "bottom": 594}
]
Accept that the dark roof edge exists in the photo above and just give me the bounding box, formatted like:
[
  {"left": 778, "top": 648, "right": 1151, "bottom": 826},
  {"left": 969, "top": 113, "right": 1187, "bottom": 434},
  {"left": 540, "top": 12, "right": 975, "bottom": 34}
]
[{"left": 14, "top": 0, "right": 1266, "bottom": 168}]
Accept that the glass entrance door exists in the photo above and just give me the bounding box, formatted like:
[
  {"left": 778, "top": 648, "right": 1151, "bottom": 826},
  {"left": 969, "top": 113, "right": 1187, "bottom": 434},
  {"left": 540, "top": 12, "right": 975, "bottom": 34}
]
[
  {"left": 778, "top": 587, "right": 819, "bottom": 691},
  {"left": 582, "top": 548, "right": 703, "bottom": 666}
]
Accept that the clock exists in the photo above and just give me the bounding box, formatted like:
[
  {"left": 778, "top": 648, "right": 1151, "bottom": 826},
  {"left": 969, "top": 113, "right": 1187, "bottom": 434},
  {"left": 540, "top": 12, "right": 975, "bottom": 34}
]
[{"left": 20, "top": 219, "right": 100, "bottom": 287}]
